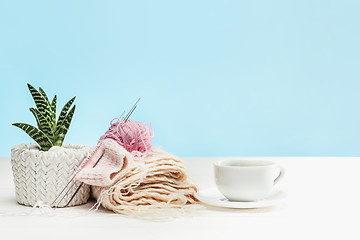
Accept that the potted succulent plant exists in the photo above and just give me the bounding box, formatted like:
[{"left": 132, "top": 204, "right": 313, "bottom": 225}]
[{"left": 11, "top": 83, "right": 92, "bottom": 207}]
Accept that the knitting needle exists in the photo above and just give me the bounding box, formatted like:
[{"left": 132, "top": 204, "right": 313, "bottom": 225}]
[
  {"left": 124, "top": 105, "right": 137, "bottom": 122},
  {"left": 51, "top": 175, "right": 76, "bottom": 206},
  {"left": 51, "top": 161, "right": 88, "bottom": 206},
  {"left": 127, "top": 98, "right": 140, "bottom": 117},
  {"left": 123, "top": 98, "right": 140, "bottom": 121},
  {"left": 119, "top": 111, "right": 125, "bottom": 120},
  {"left": 52, "top": 112, "right": 127, "bottom": 207},
  {"left": 64, "top": 150, "right": 105, "bottom": 207},
  {"left": 63, "top": 100, "right": 140, "bottom": 207},
  {"left": 54, "top": 150, "right": 105, "bottom": 207},
  {"left": 56, "top": 99, "right": 140, "bottom": 207},
  {"left": 62, "top": 101, "right": 139, "bottom": 207}
]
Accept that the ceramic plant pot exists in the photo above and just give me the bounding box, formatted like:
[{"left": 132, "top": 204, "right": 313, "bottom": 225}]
[{"left": 11, "top": 143, "right": 93, "bottom": 207}]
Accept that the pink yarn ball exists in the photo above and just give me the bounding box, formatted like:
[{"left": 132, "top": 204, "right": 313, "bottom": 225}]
[{"left": 99, "top": 119, "right": 153, "bottom": 160}]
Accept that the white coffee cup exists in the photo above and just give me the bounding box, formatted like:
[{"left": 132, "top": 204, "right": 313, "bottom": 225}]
[{"left": 214, "top": 159, "right": 285, "bottom": 202}]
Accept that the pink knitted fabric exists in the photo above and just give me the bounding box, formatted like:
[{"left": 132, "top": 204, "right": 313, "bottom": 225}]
[{"left": 75, "top": 139, "right": 134, "bottom": 187}]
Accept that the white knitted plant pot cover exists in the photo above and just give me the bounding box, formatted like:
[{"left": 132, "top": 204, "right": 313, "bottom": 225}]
[{"left": 11, "top": 143, "right": 93, "bottom": 207}]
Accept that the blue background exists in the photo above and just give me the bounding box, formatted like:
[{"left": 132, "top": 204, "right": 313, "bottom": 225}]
[{"left": 1, "top": 0, "right": 359, "bottom": 157}]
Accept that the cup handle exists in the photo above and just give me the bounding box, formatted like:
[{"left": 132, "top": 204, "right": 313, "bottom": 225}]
[{"left": 274, "top": 166, "right": 285, "bottom": 185}]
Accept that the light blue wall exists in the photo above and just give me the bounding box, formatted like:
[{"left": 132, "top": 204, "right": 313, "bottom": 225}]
[{"left": 1, "top": 0, "right": 360, "bottom": 157}]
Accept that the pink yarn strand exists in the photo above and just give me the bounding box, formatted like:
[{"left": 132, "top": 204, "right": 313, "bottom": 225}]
[{"left": 99, "top": 119, "right": 154, "bottom": 161}]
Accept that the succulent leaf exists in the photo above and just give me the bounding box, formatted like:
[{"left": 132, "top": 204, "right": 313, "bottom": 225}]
[
  {"left": 50, "top": 95, "right": 57, "bottom": 129},
  {"left": 54, "top": 105, "right": 76, "bottom": 146},
  {"left": 39, "top": 87, "right": 50, "bottom": 104},
  {"left": 14, "top": 84, "right": 77, "bottom": 151},
  {"left": 29, "top": 107, "right": 41, "bottom": 129},
  {"left": 27, "top": 83, "right": 53, "bottom": 125},
  {"left": 29, "top": 108, "right": 54, "bottom": 142},
  {"left": 56, "top": 96, "right": 75, "bottom": 130},
  {"left": 12, "top": 123, "right": 53, "bottom": 151}
]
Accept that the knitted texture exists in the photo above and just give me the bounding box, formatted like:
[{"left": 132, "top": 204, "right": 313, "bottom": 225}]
[
  {"left": 91, "top": 148, "right": 199, "bottom": 215},
  {"left": 11, "top": 143, "right": 93, "bottom": 207},
  {"left": 98, "top": 119, "right": 153, "bottom": 161},
  {"left": 75, "top": 139, "right": 134, "bottom": 186}
]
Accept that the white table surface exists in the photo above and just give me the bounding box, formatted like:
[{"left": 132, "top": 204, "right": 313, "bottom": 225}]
[{"left": 1, "top": 156, "right": 360, "bottom": 240}]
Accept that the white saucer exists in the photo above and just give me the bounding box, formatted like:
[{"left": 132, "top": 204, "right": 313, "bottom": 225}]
[{"left": 196, "top": 188, "right": 286, "bottom": 209}]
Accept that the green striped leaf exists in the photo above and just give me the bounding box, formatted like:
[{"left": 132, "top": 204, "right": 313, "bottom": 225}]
[
  {"left": 14, "top": 84, "right": 77, "bottom": 150},
  {"left": 39, "top": 87, "right": 50, "bottom": 104},
  {"left": 54, "top": 105, "right": 75, "bottom": 146},
  {"left": 29, "top": 107, "right": 41, "bottom": 129},
  {"left": 12, "top": 123, "right": 53, "bottom": 151},
  {"left": 50, "top": 95, "right": 57, "bottom": 129},
  {"left": 56, "top": 96, "right": 75, "bottom": 131},
  {"left": 29, "top": 108, "right": 54, "bottom": 142},
  {"left": 41, "top": 88, "right": 56, "bottom": 130},
  {"left": 27, "top": 84, "right": 53, "bottom": 125}
]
